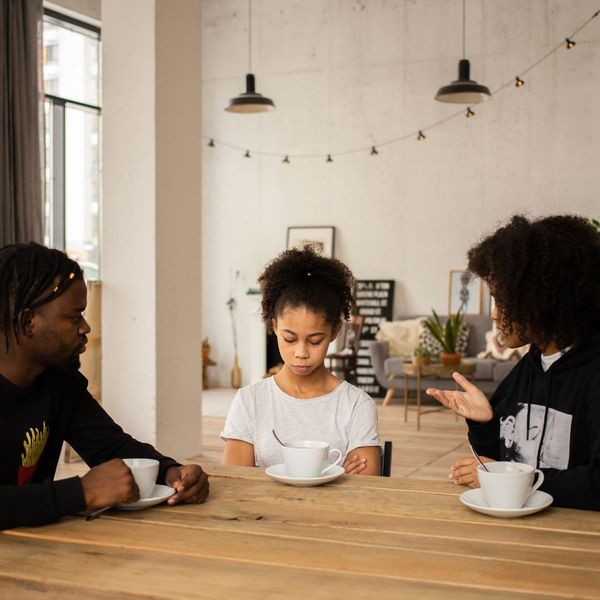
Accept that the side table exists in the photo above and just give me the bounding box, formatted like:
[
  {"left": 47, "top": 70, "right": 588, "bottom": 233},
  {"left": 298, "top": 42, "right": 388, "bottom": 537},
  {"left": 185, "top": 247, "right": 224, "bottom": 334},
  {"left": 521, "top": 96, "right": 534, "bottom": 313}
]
[{"left": 391, "top": 361, "right": 476, "bottom": 431}]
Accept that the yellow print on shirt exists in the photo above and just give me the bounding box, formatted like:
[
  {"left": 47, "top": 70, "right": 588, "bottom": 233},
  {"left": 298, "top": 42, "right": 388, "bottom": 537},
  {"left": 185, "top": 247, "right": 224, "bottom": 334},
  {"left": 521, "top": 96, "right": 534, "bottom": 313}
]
[{"left": 21, "top": 421, "right": 49, "bottom": 468}]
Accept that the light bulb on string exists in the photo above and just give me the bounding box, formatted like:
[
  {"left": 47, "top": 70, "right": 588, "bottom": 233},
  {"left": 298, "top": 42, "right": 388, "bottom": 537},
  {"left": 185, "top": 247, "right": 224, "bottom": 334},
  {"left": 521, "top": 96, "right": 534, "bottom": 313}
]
[
  {"left": 208, "top": 139, "right": 215, "bottom": 147},
  {"left": 244, "top": 150, "right": 251, "bottom": 158},
  {"left": 466, "top": 107, "right": 475, "bottom": 118},
  {"left": 417, "top": 130, "right": 426, "bottom": 141},
  {"left": 370, "top": 146, "right": 379, "bottom": 156},
  {"left": 282, "top": 155, "right": 290, "bottom": 164},
  {"left": 515, "top": 77, "right": 525, "bottom": 88},
  {"left": 565, "top": 38, "right": 576, "bottom": 49},
  {"left": 326, "top": 154, "right": 333, "bottom": 163}
]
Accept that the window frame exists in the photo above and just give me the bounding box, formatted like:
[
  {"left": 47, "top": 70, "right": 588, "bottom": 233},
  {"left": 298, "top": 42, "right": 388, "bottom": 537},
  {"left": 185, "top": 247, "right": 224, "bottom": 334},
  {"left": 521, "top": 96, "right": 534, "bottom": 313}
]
[{"left": 42, "top": 8, "right": 102, "bottom": 278}]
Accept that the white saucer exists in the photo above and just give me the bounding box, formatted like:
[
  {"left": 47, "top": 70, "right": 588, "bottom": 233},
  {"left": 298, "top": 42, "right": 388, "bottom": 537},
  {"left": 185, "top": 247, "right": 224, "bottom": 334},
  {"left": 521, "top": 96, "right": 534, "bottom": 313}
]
[
  {"left": 460, "top": 488, "right": 553, "bottom": 518},
  {"left": 265, "top": 463, "right": 345, "bottom": 487},
  {"left": 115, "top": 484, "right": 175, "bottom": 510}
]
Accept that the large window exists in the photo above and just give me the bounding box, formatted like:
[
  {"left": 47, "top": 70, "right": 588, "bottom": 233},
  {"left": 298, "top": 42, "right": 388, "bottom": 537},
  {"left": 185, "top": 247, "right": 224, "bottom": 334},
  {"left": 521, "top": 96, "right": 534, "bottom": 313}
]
[{"left": 42, "top": 10, "right": 101, "bottom": 280}]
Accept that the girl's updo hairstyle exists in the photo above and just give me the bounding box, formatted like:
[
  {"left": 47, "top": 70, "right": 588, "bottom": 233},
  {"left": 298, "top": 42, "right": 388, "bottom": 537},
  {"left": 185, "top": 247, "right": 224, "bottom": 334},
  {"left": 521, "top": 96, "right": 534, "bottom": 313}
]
[{"left": 259, "top": 246, "right": 355, "bottom": 333}]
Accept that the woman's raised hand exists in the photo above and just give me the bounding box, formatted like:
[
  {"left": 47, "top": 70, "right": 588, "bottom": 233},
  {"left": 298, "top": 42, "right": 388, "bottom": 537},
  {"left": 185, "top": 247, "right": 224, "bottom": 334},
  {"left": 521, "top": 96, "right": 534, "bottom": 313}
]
[{"left": 426, "top": 372, "right": 494, "bottom": 423}]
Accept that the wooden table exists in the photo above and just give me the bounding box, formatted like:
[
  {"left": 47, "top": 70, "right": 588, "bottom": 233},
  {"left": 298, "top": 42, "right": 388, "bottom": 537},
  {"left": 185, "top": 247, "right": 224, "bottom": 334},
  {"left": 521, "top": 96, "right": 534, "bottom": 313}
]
[
  {"left": 1, "top": 464, "right": 599, "bottom": 599},
  {"left": 384, "top": 361, "right": 476, "bottom": 431}
]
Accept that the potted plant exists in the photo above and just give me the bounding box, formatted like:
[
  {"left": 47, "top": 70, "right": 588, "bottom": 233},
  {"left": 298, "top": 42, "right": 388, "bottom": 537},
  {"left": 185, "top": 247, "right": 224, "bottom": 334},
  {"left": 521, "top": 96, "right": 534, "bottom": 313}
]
[
  {"left": 422, "top": 309, "right": 464, "bottom": 366},
  {"left": 202, "top": 337, "right": 211, "bottom": 362},
  {"left": 412, "top": 346, "right": 431, "bottom": 367}
]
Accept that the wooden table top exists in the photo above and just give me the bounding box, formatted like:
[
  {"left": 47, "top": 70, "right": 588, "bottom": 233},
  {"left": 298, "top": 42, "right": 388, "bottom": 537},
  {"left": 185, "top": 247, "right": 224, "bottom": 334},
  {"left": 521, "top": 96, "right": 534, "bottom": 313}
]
[{"left": 1, "top": 464, "right": 599, "bottom": 599}]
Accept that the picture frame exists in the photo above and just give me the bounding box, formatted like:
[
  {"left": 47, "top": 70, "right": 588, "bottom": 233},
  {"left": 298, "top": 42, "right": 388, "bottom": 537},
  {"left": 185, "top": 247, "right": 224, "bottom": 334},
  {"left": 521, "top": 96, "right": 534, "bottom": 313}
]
[
  {"left": 286, "top": 226, "right": 335, "bottom": 258},
  {"left": 448, "top": 270, "right": 481, "bottom": 315}
]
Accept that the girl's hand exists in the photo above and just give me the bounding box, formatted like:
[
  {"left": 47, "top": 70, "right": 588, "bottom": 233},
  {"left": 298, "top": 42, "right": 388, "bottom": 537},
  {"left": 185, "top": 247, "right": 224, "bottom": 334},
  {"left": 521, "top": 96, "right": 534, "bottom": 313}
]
[
  {"left": 426, "top": 372, "right": 494, "bottom": 423},
  {"left": 449, "top": 456, "right": 495, "bottom": 487},
  {"left": 343, "top": 454, "right": 367, "bottom": 475}
]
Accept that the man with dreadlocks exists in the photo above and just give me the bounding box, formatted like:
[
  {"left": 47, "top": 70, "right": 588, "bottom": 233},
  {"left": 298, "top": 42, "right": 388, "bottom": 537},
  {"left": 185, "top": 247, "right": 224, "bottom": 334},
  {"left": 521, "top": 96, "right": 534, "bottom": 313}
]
[
  {"left": 427, "top": 215, "right": 600, "bottom": 510},
  {"left": 0, "top": 243, "right": 209, "bottom": 530}
]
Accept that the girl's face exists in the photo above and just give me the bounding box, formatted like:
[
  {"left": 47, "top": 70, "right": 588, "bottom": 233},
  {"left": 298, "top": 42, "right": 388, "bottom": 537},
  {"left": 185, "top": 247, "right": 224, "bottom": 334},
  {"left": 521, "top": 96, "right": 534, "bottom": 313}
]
[{"left": 272, "top": 306, "right": 339, "bottom": 377}]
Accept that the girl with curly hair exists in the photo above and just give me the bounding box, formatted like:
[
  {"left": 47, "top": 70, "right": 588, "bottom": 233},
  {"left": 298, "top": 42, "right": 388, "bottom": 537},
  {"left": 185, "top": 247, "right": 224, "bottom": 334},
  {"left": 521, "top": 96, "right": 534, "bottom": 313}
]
[
  {"left": 427, "top": 215, "right": 600, "bottom": 510},
  {"left": 221, "top": 247, "right": 381, "bottom": 475}
]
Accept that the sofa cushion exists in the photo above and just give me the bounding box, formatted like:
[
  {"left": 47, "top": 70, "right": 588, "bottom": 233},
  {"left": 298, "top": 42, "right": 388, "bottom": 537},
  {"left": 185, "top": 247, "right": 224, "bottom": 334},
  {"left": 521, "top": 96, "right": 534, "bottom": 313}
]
[
  {"left": 383, "top": 357, "right": 406, "bottom": 378},
  {"left": 419, "top": 321, "right": 470, "bottom": 356},
  {"left": 375, "top": 318, "right": 423, "bottom": 357},
  {"left": 469, "top": 358, "right": 495, "bottom": 381}
]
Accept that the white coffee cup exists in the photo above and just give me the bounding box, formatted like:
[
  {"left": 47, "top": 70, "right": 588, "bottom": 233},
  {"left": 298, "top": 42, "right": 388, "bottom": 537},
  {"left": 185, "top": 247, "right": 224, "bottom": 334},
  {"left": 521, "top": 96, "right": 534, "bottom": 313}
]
[
  {"left": 478, "top": 461, "right": 544, "bottom": 509},
  {"left": 281, "top": 440, "right": 343, "bottom": 478},
  {"left": 123, "top": 458, "right": 159, "bottom": 499}
]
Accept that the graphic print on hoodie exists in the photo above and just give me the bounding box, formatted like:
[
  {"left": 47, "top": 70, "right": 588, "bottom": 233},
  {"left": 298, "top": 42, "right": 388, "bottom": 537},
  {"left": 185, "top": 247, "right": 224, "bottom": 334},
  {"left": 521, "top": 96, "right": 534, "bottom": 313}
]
[{"left": 499, "top": 404, "right": 571, "bottom": 469}]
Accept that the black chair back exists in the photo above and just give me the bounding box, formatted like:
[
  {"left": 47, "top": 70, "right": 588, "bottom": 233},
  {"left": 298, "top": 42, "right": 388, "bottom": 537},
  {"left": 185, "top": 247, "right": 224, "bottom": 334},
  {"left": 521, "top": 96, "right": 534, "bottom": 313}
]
[{"left": 380, "top": 441, "right": 392, "bottom": 477}]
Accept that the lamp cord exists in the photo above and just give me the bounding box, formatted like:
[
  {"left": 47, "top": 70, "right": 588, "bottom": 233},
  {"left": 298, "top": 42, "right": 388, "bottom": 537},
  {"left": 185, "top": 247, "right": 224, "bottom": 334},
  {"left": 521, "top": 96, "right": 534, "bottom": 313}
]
[
  {"left": 462, "top": 0, "right": 466, "bottom": 58},
  {"left": 248, "top": 0, "right": 252, "bottom": 72}
]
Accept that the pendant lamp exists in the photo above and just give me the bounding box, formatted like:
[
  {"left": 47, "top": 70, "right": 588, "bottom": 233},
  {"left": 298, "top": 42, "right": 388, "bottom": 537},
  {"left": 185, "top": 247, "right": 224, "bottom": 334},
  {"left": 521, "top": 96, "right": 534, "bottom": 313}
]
[
  {"left": 225, "top": 0, "right": 275, "bottom": 113},
  {"left": 435, "top": 0, "right": 491, "bottom": 104}
]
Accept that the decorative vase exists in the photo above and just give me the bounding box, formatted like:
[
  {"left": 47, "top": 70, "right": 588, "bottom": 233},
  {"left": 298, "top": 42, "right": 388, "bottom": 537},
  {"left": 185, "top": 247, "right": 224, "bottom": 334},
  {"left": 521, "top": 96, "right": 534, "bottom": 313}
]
[
  {"left": 412, "top": 355, "right": 431, "bottom": 367},
  {"left": 440, "top": 352, "right": 461, "bottom": 366},
  {"left": 231, "top": 354, "right": 242, "bottom": 388},
  {"left": 202, "top": 345, "right": 211, "bottom": 362}
]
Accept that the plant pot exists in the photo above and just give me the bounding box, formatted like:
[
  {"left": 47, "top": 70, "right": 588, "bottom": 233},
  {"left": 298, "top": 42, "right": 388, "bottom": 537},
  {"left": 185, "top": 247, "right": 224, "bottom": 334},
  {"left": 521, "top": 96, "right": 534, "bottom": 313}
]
[
  {"left": 440, "top": 352, "right": 461, "bottom": 366},
  {"left": 412, "top": 355, "right": 431, "bottom": 367},
  {"left": 202, "top": 346, "right": 211, "bottom": 362}
]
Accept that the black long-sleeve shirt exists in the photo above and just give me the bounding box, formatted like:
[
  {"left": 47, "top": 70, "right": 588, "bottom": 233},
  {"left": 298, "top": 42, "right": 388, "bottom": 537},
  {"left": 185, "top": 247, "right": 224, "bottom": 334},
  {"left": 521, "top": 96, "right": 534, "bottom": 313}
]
[
  {"left": 468, "top": 331, "right": 600, "bottom": 510},
  {"left": 0, "top": 368, "right": 179, "bottom": 530}
]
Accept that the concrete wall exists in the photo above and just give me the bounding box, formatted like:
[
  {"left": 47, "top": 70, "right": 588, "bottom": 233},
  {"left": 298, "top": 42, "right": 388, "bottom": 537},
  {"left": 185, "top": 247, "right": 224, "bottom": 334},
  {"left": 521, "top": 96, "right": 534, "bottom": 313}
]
[{"left": 201, "top": 0, "right": 600, "bottom": 387}]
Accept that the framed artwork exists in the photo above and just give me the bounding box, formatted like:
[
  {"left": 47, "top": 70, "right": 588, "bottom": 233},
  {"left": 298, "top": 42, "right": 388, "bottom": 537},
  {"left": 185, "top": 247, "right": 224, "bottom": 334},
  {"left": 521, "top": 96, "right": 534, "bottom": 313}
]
[
  {"left": 480, "top": 280, "right": 493, "bottom": 315},
  {"left": 286, "top": 226, "right": 335, "bottom": 257},
  {"left": 448, "top": 270, "right": 481, "bottom": 315}
]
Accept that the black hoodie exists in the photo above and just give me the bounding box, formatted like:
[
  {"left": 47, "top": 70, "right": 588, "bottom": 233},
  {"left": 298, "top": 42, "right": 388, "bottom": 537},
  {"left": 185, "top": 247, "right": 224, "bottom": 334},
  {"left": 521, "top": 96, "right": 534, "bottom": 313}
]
[
  {"left": 0, "top": 368, "right": 179, "bottom": 530},
  {"left": 468, "top": 331, "right": 600, "bottom": 510}
]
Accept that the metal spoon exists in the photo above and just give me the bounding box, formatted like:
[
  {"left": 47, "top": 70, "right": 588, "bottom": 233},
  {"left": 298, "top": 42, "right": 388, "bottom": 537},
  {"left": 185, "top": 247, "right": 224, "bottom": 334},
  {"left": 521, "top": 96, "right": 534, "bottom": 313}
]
[
  {"left": 272, "top": 429, "right": 287, "bottom": 447},
  {"left": 469, "top": 443, "right": 490, "bottom": 472}
]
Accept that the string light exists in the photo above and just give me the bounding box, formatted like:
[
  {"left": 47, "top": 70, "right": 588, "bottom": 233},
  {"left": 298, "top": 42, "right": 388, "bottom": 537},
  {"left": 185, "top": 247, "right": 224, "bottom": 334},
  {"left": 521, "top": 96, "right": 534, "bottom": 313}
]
[{"left": 207, "top": 9, "right": 598, "bottom": 162}]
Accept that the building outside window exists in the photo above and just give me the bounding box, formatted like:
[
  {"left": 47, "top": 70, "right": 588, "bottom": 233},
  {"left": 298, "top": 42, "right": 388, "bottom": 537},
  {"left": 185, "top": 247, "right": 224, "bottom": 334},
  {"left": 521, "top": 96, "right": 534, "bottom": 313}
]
[{"left": 42, "top": 10, "right": 101, "bottom": 281}]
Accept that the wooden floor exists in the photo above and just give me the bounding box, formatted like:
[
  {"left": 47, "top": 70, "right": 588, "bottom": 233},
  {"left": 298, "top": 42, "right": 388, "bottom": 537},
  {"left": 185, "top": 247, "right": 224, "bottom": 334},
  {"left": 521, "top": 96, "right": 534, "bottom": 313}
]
[{"left": 57, "top": 392, "right": 470, "bottom": 483}]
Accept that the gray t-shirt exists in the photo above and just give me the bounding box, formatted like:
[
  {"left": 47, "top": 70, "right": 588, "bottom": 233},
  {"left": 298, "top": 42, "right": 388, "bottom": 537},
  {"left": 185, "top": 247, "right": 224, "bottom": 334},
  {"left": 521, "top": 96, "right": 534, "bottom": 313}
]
[{"left": 220, "top": 377, "right": 380, "bottom": 467}]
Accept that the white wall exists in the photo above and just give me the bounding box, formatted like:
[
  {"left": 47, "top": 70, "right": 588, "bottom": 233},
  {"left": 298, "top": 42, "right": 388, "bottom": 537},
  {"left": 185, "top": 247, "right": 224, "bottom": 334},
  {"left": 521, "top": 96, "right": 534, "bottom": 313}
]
[
  {"left": 102, "top": 0, "right": 203, "bottom": 459},
  {"left": 201, "top": 0, "right": 600, "bottom": 387}
]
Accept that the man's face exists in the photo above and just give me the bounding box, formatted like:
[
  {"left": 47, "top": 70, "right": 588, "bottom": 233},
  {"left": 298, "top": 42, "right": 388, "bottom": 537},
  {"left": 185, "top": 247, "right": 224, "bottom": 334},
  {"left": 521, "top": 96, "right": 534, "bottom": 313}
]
[{"left": 27, "top": 278, "right": 91, "bottom": 370}]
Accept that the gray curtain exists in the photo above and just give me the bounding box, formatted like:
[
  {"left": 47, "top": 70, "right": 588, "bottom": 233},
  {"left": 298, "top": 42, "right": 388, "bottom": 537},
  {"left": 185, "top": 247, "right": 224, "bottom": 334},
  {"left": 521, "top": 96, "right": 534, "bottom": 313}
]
[{"left": 0, "top": 0, "right": 43, "bottom": 246}]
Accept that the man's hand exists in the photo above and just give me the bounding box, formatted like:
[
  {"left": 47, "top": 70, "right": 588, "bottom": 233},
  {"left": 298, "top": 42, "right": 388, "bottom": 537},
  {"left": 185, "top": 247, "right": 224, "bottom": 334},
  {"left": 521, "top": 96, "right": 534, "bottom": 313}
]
[
  {"left": 164, "top": 464, "right": 209, "bottom": 505},
  {"left": 80, "top": 458, "right": 139, "bottom": 510},
  {"left": 426, "top": 372, "right": 494, "bottom": 423}
]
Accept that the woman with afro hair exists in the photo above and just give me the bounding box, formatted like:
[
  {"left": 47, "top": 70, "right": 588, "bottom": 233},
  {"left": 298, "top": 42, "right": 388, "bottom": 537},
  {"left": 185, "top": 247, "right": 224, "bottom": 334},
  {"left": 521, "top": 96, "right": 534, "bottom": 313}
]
[
  {"left": 221, "top": 247, "right": 381, "bottom": 475},
  {"left": 427, "top": 215, "right": 600, "bottom": 510}
]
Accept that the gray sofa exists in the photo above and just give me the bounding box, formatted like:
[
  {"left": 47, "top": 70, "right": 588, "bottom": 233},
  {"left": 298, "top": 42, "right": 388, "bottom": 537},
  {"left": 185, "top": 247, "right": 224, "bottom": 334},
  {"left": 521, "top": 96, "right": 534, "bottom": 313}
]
[{"left": 369, "top": 314, "right": 517, "bottom": 397}]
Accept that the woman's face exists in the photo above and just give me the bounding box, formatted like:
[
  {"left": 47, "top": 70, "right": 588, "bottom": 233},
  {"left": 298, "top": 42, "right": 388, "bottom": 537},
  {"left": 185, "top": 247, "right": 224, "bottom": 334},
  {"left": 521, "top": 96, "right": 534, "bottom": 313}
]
[
  {"left": 272, "top": 305, "right": 339, "bottom": 377},
  {"left": 491, "top": 302, "right": 530, "bottom": 348}
]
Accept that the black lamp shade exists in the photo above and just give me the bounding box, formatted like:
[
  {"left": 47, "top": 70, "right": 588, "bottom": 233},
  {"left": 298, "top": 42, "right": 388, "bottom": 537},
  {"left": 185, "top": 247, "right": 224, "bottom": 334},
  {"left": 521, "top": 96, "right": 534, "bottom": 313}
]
[
  {"left": 225, "top": 73, "right": 275, "bottom": 113},
  {"left": 435, "top": 59, "right": 491, "bottom": 104}
]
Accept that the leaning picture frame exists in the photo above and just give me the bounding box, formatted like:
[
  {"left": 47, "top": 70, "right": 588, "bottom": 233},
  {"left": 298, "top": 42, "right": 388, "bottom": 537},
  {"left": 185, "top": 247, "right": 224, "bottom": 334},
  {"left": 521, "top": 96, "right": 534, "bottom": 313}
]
[
  {"left": 448, "top": 270, "right": 481, "bottom": 315},
  {"left": 286, "top": 226, "right": 335, "bottom": 258}
]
